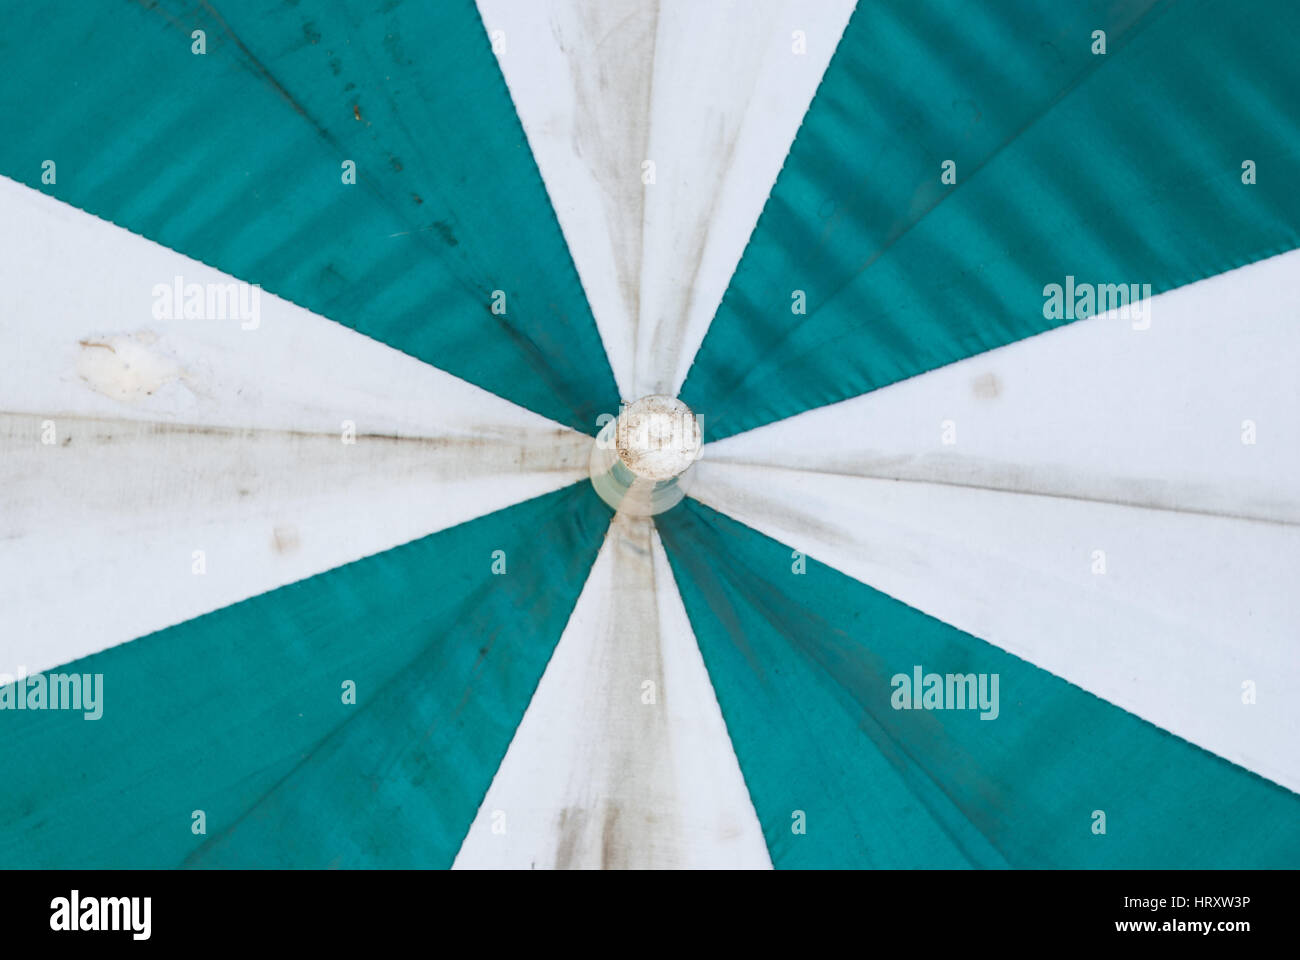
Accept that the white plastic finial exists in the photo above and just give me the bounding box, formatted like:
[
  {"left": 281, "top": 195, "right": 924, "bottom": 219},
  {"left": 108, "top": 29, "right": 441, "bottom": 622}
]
[{"left": 590, "top": 395, "right": 701, "bottom": 516}]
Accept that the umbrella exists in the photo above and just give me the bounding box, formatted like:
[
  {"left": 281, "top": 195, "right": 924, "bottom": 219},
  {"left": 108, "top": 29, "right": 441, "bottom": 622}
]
[{"left": 1, "top": 0, "right": 1297, "bottom": 869}]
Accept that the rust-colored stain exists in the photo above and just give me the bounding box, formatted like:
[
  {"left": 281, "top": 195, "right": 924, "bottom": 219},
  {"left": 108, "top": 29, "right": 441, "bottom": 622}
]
[
  {"left": 272, "top": 524, "right": 301, "bottom": 555},
  {"left": 970, "top": 371, "right": 1003, "bottom": 399},
  {"left": 77, "top": 339, "right": 116, "bottom": 353}
]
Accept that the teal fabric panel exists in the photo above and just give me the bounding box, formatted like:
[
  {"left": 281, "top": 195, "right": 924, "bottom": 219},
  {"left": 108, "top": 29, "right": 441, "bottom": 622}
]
[
  {"left": 0, "top": 0, "right": 617, "bottom": 432},
  {"left": 0, "top": 484, "right": 610, "bottom": 868},
  {"left": 658, "top": 500, "right": 1300, "bottom": 868},
  {"left": 682, "top": 0, "right": 1300, "bottom": 441}
]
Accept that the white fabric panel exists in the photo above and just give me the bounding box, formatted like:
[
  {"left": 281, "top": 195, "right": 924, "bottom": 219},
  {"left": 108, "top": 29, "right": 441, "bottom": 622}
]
[
  {"left": 693, "top": 251, "right": 1300, "bottom": 793},
  {"left": 0, "top": 177, "right": 592, "bottom": 674},
  {"left": 705, "top": 249, "right": 1300, "bottom": 524},
  {"left": 478, "top": 0, "right": 857, "bottom": 401},
  {"left": 454, "top": 514, "right": 771, "bottom": 869}
]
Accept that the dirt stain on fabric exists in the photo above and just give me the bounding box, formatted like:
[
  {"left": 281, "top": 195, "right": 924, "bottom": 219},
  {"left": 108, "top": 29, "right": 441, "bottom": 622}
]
[
  {"left": 970, "top": 371, "right": 1002, "bottom": 399},
  {"left": 272, "top": 524, "right": 300, "bottom": 554}
]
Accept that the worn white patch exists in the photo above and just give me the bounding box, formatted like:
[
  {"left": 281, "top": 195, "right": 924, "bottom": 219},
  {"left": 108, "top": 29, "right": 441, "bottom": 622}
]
[{"left": 76, "top": 333, "right": 192, "bottom": 405}]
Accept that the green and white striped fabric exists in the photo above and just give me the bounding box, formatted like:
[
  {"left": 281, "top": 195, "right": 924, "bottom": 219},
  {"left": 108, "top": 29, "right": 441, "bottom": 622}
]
[{"left": 2, "top": 0, "right": 1297, "bottom": 869}]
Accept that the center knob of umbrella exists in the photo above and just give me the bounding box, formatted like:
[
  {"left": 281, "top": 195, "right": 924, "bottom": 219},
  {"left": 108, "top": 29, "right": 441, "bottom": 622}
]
[
  {"left": 615, "top": 394, "right": 701, "bottom": 481},
  {"left": 589, "top": 395, "right": 701, "bottom": 515}
]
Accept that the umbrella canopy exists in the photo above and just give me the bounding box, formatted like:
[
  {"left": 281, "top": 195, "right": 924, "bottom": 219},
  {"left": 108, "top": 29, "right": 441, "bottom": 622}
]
[{"left": 1, "top": 0, "right": 1297, "bottom": 869}]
